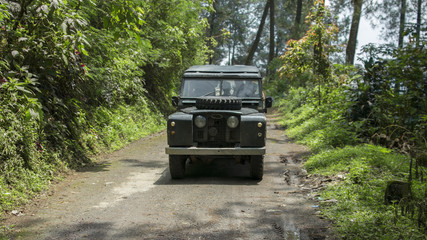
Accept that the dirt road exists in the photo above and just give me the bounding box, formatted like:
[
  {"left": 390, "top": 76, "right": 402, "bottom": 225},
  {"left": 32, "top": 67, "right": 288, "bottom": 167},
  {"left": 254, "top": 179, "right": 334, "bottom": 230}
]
[{"left": 4, "top": 113, "right": 336, "bottom": 240}]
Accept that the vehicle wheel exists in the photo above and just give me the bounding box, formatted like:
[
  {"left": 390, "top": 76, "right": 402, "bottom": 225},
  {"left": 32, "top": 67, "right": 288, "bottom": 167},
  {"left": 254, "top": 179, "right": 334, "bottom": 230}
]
[
  {"left": 196, "top": 97, "right": 242, "bottom": 110},
  {"left": 250, "top": 155, "right": 264, "bottom": 180},
  {"left": 169, "top": 155, "right": 186, "bottom": 179}
]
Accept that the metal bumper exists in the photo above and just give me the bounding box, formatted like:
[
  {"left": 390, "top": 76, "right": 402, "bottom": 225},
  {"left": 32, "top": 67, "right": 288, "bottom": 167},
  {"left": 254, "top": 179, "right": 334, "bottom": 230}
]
[{"left": 165, "top": 147, "right": 265, "bottom": 155}]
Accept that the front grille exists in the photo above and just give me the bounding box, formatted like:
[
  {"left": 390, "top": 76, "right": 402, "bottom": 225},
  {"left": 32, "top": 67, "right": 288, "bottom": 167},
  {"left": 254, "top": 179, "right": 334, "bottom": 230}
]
[
  {"left": 197, "top": 130, "right": 204, "bottom": 139},
  {"left": 193, "top": 113, "right": 240, "bottom": 147}
]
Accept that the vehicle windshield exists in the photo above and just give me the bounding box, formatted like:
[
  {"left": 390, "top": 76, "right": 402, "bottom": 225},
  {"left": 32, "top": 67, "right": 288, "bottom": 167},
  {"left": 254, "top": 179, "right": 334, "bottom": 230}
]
[{"left": 181, "top": 79, "right": 260, "bottom": 98}]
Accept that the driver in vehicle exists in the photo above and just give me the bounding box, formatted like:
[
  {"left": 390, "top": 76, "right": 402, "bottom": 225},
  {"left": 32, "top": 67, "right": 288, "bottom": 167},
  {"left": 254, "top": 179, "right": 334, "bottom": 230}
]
[
  {"left": 236, "top": 81, "right": 257, "bottom": 97},
  {"left": 222, "top": 81, "right": 232, "bottom": 96}
]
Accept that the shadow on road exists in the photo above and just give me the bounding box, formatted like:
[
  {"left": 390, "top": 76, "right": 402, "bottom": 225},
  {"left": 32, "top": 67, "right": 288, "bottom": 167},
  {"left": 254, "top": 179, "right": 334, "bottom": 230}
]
[
  {"left": 43, "top": 219, "right": 268, "bottom": 240},
  {"left": 120, "top": 158, "right": 166, "bottom": 168},
  {"left": 41, "top": 200, "right": 289, "bottom": 240},
  {"left": 154, "top": 158, "right": 260, "bottom": 186},
  {"left": 266, "top": 137, "right": 291, "bottom": 144},
  {"left": 76, "top": 161, "right": 112, "bottom": 173}
]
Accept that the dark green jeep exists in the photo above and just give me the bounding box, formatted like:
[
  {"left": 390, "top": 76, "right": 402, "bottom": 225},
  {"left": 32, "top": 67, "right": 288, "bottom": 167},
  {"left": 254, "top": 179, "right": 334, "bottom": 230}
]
[{"left": 165, "top": 65, "right": 273, "bottom": 180}]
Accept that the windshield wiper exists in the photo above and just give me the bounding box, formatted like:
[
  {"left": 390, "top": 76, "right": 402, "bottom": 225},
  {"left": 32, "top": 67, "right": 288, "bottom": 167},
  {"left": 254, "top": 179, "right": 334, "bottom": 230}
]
[{"left": 200, "top": 91, "right": 216, "bottom": 97}]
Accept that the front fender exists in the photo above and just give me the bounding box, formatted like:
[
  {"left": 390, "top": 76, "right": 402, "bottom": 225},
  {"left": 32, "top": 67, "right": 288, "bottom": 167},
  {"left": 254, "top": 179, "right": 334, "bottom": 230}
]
[
  {"left": 240, "top": 114, "right": 266, "bottom": 147},
  {"left": 167, "top": 112, "right": 193, "bottom": 146}
]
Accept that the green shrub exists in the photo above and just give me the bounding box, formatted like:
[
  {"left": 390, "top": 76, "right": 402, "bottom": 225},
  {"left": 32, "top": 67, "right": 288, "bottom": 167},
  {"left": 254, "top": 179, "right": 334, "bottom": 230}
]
[{"left": 0, "top": 78, "right": 62, "bottom": 212}]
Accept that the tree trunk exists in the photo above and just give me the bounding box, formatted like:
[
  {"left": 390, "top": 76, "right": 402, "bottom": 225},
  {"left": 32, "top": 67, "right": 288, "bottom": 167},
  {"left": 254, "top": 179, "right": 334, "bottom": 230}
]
[
  {"left": 13, "top": 0, "right": 36, "bottom": 30},
  {"left": 232, "top": 37, "right": 236, "bottom": 65},
  {"left": 314, "top": 0, "right": 326, "bottom": 106},
  {"left": 346, "top": 0, "right": 363, "bottom": 65},
  {"left": 207, "top": 1, "right": 218, "bottom": 64},
  {"left": 268, "top": 0, "right": 275, "bottom": 65},
  {"left": 398, "top": 0, "right": 406, "bottom": 48},
  {"left": 293, "top": 0, "right": 303, "bottom": 39},
  {"left": 416, "top": 0, "right": 422, "bottom": 47},
  {"left": 245, "top": 0, "right": 270, "bottom": 65},
  {"left": 228, "top": 41, "right": 232, "bottom": 65}
]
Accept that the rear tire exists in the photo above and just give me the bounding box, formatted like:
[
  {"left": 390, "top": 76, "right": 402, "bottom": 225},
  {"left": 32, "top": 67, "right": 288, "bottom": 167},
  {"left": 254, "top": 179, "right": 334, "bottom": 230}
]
[
  {"left": 169, "top": 155, "right": 186, "bottom": 179},
  {"left": 250, "top": 155, "right": 264, "bottom": 180}
]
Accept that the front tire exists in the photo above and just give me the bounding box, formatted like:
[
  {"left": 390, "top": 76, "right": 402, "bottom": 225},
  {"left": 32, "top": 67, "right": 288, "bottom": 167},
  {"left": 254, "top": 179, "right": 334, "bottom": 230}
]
[
  {"left": 250, "top": 155, "right": 264, "bottom": 180},
  {"left": 169, "top": 155, "right": 187, "bottom": 179}
]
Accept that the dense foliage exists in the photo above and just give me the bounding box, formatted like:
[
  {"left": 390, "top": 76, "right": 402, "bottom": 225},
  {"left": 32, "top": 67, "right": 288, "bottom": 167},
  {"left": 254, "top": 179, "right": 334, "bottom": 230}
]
[
  {"left": 0, "top": 0, "right": 210, "bottom": 213},
  {"left": 271, "top": 0, "right": 427, "bottom": 238}
]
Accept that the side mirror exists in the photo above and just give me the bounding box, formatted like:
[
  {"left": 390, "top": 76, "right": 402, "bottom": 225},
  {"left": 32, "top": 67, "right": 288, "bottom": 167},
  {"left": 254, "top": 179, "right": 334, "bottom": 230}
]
[
  {"left": 265, "top": 96, "right": 273, "bottom": 108},
  {"left": 171, "top": 96, "right": 179, "bottom": 107}
]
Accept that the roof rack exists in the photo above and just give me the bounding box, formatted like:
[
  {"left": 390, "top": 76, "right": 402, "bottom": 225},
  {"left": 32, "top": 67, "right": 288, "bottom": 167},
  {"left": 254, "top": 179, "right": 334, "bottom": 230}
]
[{"left": 183, "top": 65, "right": 261, "bottom": 78}]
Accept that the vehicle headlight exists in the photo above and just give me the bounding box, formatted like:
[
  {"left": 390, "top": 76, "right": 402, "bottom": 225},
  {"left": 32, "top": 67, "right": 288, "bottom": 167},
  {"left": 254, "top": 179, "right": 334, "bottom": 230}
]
[
  {"left": 194, "top": 115, "right": 207, "bottom": 128},
  {"left": 227, "top": 116, "right": 239, "bottom": 128}
]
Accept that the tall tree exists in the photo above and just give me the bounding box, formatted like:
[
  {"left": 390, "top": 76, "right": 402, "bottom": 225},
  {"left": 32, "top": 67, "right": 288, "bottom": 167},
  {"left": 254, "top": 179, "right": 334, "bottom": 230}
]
[
  {"left": 269, "top": 0, "right": 276, "bottom": 65},
  {"left": 293, "top": 0, "right": 304, "bottom": 39},
  {"left": 204, "top": 0, "right": 314, "bottom": 67},
  {"left": 398, "top": 0, "right": 406, "bottom": 47},
  {"left": 416, "top": 0, "right": 422, "bottom": 47},
  {"left": 366, "top": 0, "right": 425, "bottom": 46},
  {"left": 280, "top": 0, "right": 337, "bottom": 104},
  {"left": 207, "top": 1, "right": 219, "bottom": 64},
  {"left": 346, "top": 0, "right": 363, "bottom": 65},
  {"left": 204, "top": 0, "right": 256, "bottom": 65},
  {"left": 245, "top": 0, "right": 270, "bottom": 65}
]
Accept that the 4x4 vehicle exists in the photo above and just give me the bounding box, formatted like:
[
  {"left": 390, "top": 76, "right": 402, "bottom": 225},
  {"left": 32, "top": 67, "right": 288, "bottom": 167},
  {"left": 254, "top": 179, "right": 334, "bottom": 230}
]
[{"left": 165, "top": 65, "right": 272, "bottom": 179}]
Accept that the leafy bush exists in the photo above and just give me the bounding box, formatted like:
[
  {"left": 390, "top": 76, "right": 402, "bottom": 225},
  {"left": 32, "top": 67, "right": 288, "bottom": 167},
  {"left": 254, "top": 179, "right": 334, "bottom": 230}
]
[
  {"left": 0, "top": 0, "right": 210, "bottom": 214},
  {"left": 352, "top": 44, "right": 427, "bottom": 153},
  {"left": 0, "top": 78, "right": 63, "bottom": 212}
]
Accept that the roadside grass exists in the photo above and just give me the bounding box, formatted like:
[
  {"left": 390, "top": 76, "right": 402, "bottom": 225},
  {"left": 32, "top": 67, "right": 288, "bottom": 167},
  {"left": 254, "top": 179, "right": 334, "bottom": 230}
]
[
  {"left": 279, "top": 105, "right": 358, "bottom": 153},
  {"left": 92, "top": 104, "right": 166, "bottom": 152},
  {"left": 277, "top": 98, "right": 427, "bottom": 239},
  {"left": 0, "top": 102, "right": 165, "bottom": 216},
  {"left": 307, "top": 145, "right": 426, "bottom": 239}
]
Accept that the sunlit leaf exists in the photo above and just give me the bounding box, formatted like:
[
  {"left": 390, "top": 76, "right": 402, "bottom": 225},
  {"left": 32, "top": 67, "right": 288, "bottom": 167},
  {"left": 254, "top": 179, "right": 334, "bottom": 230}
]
[
  {"left": 81, "top": 48, "right": 89, "bottom": 56},
  {"left": 61, "top": 22, "right": 67, "bottom": 33},
  {"left": 16, "top": 86, "right": 31, "bottom": 94},
  {"left": 11, "top": 50, "right": 19, "bottom": 58},
  {"left": 61, "top": 53, "right": 68, "bottom": 66}
]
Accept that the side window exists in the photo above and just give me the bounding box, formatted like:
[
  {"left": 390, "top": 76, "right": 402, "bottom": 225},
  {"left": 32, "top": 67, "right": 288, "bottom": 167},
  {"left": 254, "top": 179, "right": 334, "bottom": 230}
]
[{"left": 252, "top": 80, "right": 260, "bottom": 96}]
